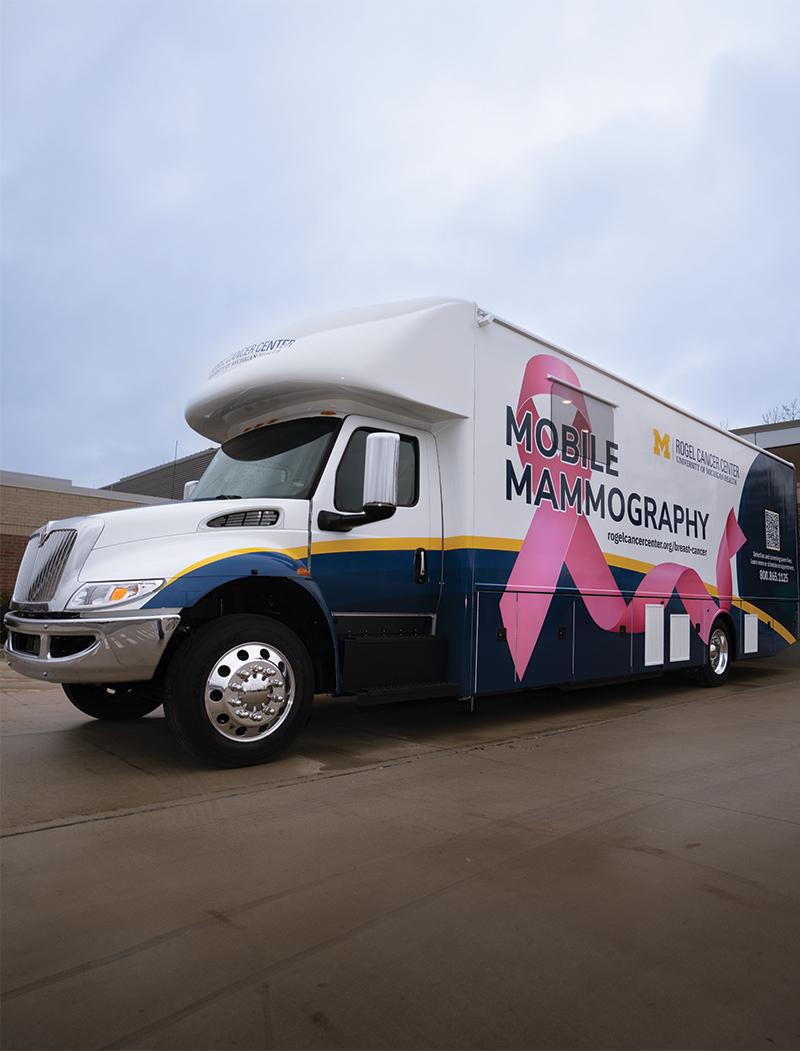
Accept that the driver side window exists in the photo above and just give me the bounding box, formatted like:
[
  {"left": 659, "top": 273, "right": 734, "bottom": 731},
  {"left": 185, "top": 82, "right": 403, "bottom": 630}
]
[{"left": 334, "top": 429, "right": 419, "bottom": 512}]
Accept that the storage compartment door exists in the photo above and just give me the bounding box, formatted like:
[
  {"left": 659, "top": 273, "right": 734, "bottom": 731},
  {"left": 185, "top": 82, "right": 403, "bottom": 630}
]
[
  {"left": 475, "top": 589, "right": 515, "bottom": 695},
  {"left": 515, "top": 593, "right": 574, "bottom": 690},
  {"left": 573, "top": 597, "right": 631, "bottom": 683}
]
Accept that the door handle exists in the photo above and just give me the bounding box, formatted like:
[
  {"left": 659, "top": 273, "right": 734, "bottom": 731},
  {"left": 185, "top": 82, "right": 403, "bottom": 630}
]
[{"left": 414, "top": 547, "right": 427, "bottom": 584}]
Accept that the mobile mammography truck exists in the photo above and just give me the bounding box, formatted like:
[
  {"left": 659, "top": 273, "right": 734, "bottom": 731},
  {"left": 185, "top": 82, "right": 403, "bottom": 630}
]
[{"left": 5, "top": 299, "right": 798, "bottom": 765}]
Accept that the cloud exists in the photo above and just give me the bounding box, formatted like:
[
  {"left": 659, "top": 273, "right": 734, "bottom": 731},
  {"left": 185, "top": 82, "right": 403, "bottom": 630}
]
[{"left": 1, "top": 0, "right": 798, "bottom": 485}]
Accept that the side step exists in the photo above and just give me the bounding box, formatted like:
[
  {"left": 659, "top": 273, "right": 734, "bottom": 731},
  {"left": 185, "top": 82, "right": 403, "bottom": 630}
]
[
  {"left": 340, "top": 635, "right": 448, "bottom": 692},
  {"left": 353, "top": 682, "right": 461, "bottom": 711}
]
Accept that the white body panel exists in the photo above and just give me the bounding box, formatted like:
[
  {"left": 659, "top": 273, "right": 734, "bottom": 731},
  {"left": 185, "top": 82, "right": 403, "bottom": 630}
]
[{"left": 474, "top": 318, "right": 761, "bottom": 594}]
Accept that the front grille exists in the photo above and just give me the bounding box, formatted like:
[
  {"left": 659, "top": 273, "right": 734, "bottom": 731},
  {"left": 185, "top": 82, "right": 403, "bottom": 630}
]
[{"left": 13, "top": 529, "right": 78, "bottom": 603}]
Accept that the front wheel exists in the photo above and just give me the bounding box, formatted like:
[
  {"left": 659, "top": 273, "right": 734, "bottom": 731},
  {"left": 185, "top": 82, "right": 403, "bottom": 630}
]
[
  {"left": 164, "top": 615, "right": 314, "bottom": 767},
  {"left": 63, "top": 683, "right": 163, "bottom": 720},
  {"left": 700, "top": 621, "right": 732, "bottom": 687}
]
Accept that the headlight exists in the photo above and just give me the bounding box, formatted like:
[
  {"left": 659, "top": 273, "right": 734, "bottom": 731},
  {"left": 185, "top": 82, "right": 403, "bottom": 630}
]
[{"left": 67, "top": 580, "right": 164, "bottom": 610}]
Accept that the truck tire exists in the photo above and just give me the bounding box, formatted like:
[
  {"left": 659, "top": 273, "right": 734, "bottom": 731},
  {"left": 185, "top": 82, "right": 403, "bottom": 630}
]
[
  {"left": 63, "top": 683, "right": 163, "bottom": 720},
  {"left": 164, "top": 614, "right": 314, "bottom": 767},
  {"left": 700, "top": 620, "right": 732, "bottom": 687}
]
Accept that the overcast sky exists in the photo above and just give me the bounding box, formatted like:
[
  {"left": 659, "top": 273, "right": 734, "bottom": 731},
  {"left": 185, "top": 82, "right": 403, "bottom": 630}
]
[{"left": 2, "top": 0, "right": 799, "bottom": 487}]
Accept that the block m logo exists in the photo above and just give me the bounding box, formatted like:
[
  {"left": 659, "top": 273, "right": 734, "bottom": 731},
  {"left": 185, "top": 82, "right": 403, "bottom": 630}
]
[{"left": 652, "top": 429, "right": 671, "bottom": 459}]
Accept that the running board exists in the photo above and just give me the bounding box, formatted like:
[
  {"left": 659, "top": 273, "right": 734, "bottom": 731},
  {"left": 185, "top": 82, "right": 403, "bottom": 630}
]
[{"left": 352, "top": 682, "right": 460, "bottom": 710}]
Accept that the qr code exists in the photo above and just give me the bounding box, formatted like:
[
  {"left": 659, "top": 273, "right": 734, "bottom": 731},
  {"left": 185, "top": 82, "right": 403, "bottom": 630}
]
[{"left": 765, "top": 509, "right": 780, "bottom": 552}]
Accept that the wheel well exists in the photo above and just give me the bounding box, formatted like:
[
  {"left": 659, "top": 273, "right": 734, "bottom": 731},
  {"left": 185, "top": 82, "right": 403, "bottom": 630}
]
[
  {"left": 712, "top": 611, "right": 737, "bottom": 662},
  {"left": 174, "top": 577, "right": 336, "bottom": 692}
]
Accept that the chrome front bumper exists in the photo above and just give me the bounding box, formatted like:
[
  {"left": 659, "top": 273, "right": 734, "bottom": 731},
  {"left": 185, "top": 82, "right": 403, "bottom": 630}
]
[{"left": 4, "top": 612, "right": 181, "bottom": 684}]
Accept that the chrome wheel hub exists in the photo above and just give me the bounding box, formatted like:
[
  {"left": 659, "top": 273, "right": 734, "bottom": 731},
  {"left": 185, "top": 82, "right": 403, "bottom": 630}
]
[
  {"left": 709, "top": 627, "right": 729, "bottom": 676},
  {"left": 204, "top": 642, "right": 295, "bottom": 742}
]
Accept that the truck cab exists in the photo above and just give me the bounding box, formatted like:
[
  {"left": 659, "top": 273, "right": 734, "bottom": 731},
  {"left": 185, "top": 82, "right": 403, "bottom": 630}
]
[{"left": 5, "top": 299, "right": 472, "bottom": 765}]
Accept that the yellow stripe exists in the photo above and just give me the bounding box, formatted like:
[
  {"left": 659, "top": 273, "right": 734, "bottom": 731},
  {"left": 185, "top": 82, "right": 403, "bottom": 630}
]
[
  {"left": 604, "top": 552, "right": 655, "bottom": 576},
  {"left": 163, "top": 545, "right": 305, "bottom": 587},
  {"left": 444, "top": 535, "right": 523, "bottom": 552},
  {"left": 607, "top": 551, "right": 716, "bottom": 598},
  {"left": 731, "top": 596, "right": 796, "bottom": 645},
  {"left": 311, "top": 536, "right": 435, "bottom": 556},
  {"left": 162, "top": 535, "right": 797, "bottom": 645},
  {"left": 603, "top": 551, "right": 795, "bottom": 643}
]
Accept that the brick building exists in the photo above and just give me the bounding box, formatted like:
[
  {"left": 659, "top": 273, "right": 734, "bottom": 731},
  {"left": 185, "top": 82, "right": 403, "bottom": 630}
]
[{"left": 0, "top": 472, "right": 166, "bottom": 598}]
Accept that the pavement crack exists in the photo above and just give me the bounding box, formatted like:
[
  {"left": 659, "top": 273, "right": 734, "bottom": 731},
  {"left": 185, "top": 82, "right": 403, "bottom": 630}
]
[
  {"left": 661, "top": 795, "right": 800, "bottom": 828},
  {"left": 84, "top": 739, "right": 159, "bottom": 778},
  {"left": 1, "top": 915, "right": 222, "bottom": 1001},
  {"left": 260, "top": 982, "right": 275, "bottom": 1049},
  {"left": 96, "top": 829, "right": 584, "bottom": 1050},
  {"left": 5, "top": 690, "right": 798, "bottom": 840}
]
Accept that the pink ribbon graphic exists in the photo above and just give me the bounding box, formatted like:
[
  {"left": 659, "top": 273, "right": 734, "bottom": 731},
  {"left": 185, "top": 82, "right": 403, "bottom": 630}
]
[{"left": 499, "top": 354, "right": 746, "bottom": 679}]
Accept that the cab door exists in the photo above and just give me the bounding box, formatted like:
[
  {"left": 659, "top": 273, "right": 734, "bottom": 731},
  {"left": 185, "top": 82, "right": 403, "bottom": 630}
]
[{"left": 310, "top": 416, "right": 442, "bottom": 616}]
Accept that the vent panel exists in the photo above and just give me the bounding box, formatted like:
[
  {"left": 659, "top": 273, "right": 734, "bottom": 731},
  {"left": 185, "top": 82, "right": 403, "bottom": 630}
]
[{"left": 206, "top": 509, "right": 280, "bottom": 529}]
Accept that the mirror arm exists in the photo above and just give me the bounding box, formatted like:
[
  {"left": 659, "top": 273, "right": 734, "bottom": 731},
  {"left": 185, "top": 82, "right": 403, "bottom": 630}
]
[{"left": 317, "top": 506, "right": 396, "bottom": 533}]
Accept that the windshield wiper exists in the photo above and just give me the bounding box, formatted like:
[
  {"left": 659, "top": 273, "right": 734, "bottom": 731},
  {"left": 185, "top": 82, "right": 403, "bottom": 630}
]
[{"left": 208, "top": 494, "right": 243, "bottom": 500}]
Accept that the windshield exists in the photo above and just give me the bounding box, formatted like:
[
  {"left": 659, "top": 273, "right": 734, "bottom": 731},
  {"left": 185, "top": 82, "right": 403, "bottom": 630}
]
[{"left": 192, "top": 417, "right": 342, "bottom": 501}]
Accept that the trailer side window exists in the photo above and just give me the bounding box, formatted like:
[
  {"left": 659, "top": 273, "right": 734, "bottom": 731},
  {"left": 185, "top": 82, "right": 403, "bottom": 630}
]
[
  {"left": 551, "top": 380, "right": 615, "bottom": 450},
  {"left": 335, "top": 429, "right": 419, "bottom": 512}
]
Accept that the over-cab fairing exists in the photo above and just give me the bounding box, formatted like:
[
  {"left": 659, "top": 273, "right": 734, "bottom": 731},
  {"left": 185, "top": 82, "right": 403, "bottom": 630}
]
[{"left": 185, "top": 297, "right": 475, "bottom": 444}]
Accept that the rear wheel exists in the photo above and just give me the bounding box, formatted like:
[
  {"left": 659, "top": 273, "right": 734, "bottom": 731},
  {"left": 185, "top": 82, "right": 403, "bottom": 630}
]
[
  {"left": 164, "top": 615, "right": 314, "bottom": 767},
  {"left": 700, "top": 621, "right": 732, "bottom": 687},
  {"left": 63, "top": 683, "right": 163, "bottom": 720}
]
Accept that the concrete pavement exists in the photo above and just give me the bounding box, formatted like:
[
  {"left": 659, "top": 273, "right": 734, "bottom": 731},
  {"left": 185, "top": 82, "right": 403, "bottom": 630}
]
[{"left": 2, "top": 650, "right": 799, "bottom": 1049}]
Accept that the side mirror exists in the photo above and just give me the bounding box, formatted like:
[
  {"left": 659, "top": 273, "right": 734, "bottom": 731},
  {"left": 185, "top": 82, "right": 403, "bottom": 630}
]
[
  {"left": 317, "top": 431, "right": 401, "bottom": 533},
  {"left": 183, "top": 480, "right": 199, "bottom": 501},
  {"left": 363, "top": 432, "right": 399, "bottom": 509}
]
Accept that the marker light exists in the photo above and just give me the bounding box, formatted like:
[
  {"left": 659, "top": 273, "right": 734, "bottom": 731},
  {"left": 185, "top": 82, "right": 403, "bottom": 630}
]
[{"left": 67, "top": 580, "right": 164, "bottom": 610}]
